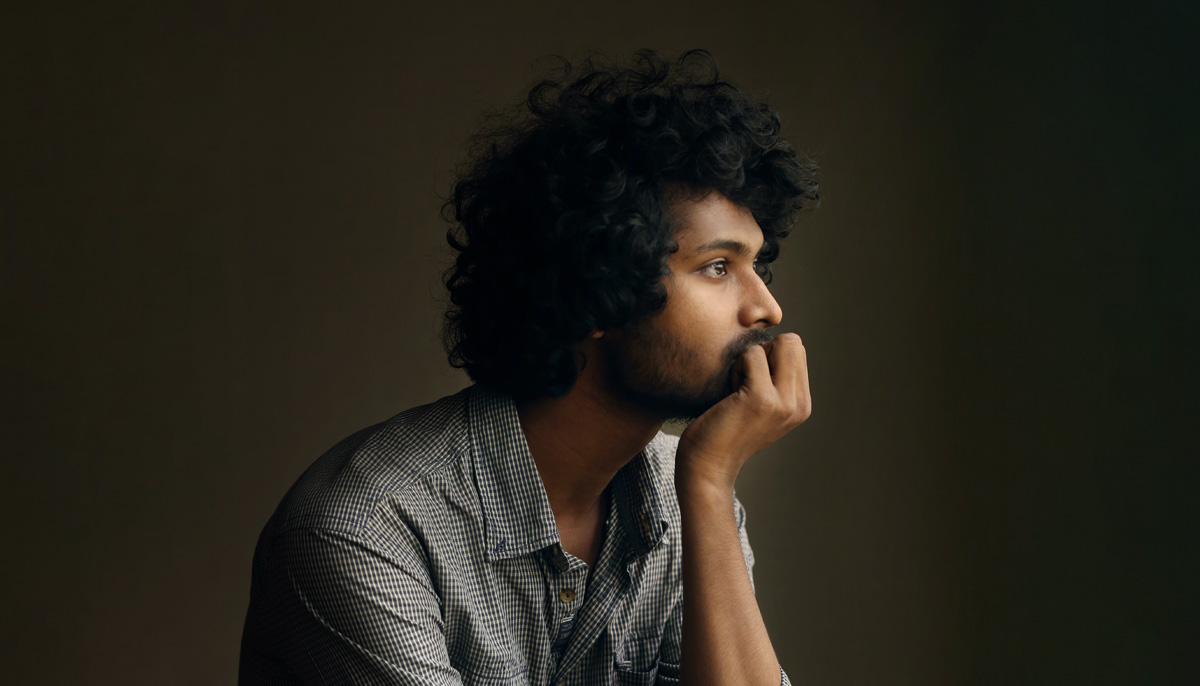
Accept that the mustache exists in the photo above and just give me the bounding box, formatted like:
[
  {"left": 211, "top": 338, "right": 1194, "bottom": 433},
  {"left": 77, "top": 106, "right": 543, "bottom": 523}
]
[{"left": 723, "top": 328, "right": 775, "bottom": 363}]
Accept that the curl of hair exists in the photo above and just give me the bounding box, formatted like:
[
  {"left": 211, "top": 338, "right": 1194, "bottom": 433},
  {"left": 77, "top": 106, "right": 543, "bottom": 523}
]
[{"left": 441, "top": 49, "right": 819, "bottom": 401}]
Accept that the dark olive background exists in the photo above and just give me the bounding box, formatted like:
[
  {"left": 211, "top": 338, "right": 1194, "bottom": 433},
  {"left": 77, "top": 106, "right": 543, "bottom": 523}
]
[{"left": 3, "top": 1, "right": 1197, "bottom": 684}]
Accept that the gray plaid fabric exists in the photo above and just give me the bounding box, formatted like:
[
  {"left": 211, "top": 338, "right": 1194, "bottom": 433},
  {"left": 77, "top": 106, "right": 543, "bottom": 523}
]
[{"left": 240, "top": 384, "right": 790, "bottom": 685}]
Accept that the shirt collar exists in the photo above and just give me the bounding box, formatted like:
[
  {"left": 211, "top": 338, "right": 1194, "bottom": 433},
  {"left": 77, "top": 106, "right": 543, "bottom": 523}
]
[
  {"left": 467, "top": 384, "right": 670, "bottom": 563},
  {"left": 611, "top": 443, "right": 670, "bottom": 558}
]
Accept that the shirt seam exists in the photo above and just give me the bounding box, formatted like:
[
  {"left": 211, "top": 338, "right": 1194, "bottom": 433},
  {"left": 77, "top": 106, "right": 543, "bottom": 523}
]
[{"left": 273, "top": 446, "right": 471, "bottom": 541}]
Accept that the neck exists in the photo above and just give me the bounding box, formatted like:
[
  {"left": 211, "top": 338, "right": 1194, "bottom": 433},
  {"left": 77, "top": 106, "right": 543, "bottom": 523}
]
[{"left": 517, "top": 341, "right": 661, "bottom": 523}]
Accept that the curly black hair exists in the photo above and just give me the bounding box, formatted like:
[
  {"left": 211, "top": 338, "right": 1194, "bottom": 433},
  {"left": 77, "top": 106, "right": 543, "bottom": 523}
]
[{"left": 440, "top": 49, "right": 819, "bottom": 401}]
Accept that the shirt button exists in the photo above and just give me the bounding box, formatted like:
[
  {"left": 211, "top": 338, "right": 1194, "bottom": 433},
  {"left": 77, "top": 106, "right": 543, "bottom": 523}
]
[{"left": 558, "top": 588, "right": 576, "bottom": 603}]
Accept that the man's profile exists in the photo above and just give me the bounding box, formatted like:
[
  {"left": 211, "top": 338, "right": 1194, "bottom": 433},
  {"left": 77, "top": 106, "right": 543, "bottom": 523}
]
[{"left": 239, "top": 49, "right": 819, "bottom": 685}]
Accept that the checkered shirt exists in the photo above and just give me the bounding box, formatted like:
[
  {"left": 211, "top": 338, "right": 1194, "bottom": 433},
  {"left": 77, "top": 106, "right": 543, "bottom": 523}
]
[{"left": 239, "top": 384, "right": 790, "bottom": 685}]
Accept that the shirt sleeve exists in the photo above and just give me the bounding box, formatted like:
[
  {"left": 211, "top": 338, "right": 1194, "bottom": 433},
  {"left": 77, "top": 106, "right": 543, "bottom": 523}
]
[
  {"left": 735, "top": 493, "right": 793, "bottom": 686},
  {"left": 653, "top": 493, "right": 791, "bottom": 685},
  {"left": 240, "top": 525, "right": 463, "bottom": 685},
  {"left": 733, "top": 492, "right": 757, "bottom": 595}
]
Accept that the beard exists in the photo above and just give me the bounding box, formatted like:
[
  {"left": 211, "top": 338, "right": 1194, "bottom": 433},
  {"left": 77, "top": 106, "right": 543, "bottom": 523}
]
[{"left": 600, "top": 322, "right": 774, "bottom": 422}]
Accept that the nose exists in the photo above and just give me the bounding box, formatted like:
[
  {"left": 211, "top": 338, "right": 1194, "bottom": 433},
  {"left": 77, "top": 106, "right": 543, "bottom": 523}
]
[{"left": 740, "top": 273, "right": 783, "bottom": 328}]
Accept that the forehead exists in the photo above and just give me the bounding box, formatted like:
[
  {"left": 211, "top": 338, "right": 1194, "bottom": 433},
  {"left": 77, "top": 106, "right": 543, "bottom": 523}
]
[{"left": 667, "top": 190, "right": 764, "bottom": 252}]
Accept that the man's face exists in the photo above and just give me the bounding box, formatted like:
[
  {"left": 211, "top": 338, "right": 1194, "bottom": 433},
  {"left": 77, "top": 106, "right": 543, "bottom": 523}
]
[{"left": 601, "top": 190, "right": 784, "bottom": 420}]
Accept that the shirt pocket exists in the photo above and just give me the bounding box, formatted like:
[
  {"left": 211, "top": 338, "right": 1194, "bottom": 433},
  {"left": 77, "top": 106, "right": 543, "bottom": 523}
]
[
  {"left": 615, "top": 633, "right": 664, "bottom": 685},
  {"left": 453, "top": 648, "right": 528, "bottom": 685},
  {"left": 449, "top": 625, "right": 528, "bottom": 685},
  {"left": 459, "top": 664, "right": 528, "bottom": 685},
  {"left": 614, "top": 660, "right": 659, "bottom": 686},
  {"left": 653, "top": 658, "right": 680, "bottom": 684}
]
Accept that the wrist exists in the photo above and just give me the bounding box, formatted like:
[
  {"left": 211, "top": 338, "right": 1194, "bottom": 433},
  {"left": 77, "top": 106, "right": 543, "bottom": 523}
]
[{"left": 674, "top": 461, "right": 736, "bottom": 501}]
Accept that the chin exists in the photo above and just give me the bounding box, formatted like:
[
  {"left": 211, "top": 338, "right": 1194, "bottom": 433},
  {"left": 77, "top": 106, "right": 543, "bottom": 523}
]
[
  {"left": 602, "top": 333, "right": 741, "bottom": 421},
  {"left": 656, "top": 372, "right": 737, "bottom": 422}
]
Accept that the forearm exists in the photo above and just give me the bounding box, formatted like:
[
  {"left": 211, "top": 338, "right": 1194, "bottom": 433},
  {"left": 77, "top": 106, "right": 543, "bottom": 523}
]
[{"left": 676, "top": 472, "right": 781, "bottom": 686}]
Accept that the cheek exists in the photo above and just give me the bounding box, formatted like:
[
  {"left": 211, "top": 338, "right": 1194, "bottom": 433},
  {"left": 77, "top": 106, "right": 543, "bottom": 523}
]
[
  {"left": 660, "top": 281, "right": 739, "bottom": 352},
  {"left": 677, "top": 314, "right": 735, "bottom": 365},
  {"left": 677, "top": 297, "right": 733, "bottom": 336}
]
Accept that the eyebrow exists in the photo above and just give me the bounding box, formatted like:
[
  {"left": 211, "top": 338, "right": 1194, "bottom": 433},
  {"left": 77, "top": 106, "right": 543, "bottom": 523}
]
[{"left": 691, "top": 239, "right": 757, "bottom": 257}]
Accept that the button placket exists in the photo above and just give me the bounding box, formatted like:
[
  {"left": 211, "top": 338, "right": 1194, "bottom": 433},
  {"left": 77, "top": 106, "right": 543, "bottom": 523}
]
[
  {"left": 558, "top": 564, "right": 586, "bottom": 608},
  {"left": 548, "top": 545, "right": 587, "bottom": 605},
  {"left": 548, "top": 549, "right": 588, "bottom": 675},
  {"left": 545, "top": 542, "right": 586, "bottom": 663}
]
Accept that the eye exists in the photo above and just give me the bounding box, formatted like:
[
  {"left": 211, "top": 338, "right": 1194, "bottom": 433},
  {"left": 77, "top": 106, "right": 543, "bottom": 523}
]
[{"left": 700, "top": 260, "right": 729, "bottom": 278}]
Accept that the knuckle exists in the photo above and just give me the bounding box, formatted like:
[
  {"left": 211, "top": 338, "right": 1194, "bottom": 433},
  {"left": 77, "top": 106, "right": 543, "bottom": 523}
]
[
  {"left": 796, "top": 402, "right": 812, "bottom": 423},
  {"left": 771, "top": 401, "right": 791, "bottom": 421}
]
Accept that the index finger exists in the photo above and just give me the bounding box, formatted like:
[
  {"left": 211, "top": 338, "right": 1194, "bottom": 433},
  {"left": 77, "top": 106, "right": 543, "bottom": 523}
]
[
  {"left": 763, "top": 333, "right": 802, "bottom": 404},
  {"left": 734, "top": 342, "right": 773, "bottom": 398}
]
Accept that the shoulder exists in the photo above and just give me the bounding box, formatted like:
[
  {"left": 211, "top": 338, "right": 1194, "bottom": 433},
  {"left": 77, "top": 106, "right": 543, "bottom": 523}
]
[
  {"left": 267, "top": 388, "right": 475, "bottom": 539},
  {"left": 640, "top": 430, "right": 682, "bottom": 515},
  {"left": 644, "top": 430, "right": 681, "bottom": 479}
]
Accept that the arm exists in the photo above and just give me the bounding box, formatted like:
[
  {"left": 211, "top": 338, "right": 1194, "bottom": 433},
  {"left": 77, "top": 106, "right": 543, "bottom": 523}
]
[
  {"left": 675, "top": 333, "right": 810, "bottom": 686},
  {"left": 241, "top": 526, "right": 463, "bottom": 685}
]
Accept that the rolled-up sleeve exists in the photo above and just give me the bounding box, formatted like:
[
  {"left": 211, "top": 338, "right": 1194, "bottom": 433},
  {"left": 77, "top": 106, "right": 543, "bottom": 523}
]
[{"left": 240, "top": 525, "right": 462, "bottom": 685}]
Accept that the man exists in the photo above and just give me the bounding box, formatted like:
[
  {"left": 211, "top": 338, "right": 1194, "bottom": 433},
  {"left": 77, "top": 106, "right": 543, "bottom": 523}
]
[{"left": 240, "top": 49, "right": 819, "bottom": 685}]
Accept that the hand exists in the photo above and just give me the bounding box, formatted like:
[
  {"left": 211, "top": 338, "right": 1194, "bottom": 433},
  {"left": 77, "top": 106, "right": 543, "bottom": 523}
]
[{"left": 676, "top": 332, "right": 811, "bottom": 492}]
